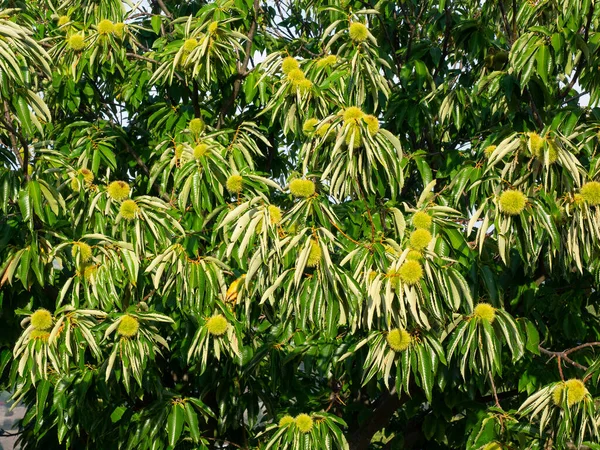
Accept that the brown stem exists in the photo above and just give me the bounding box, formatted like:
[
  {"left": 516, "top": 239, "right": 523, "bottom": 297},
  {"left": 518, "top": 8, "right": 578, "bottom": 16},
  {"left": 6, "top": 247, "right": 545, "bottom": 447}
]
[
  {"left": 557, "top": 356, "right": 564, "bottom": 381},
  {"left": 511, "top": 0, "right": 517, "bottom": 42},
  {"left": 192, "top": 80, "right": 201, "bottom": 118},
  {"left": 538, "top": 345, "right": 588, "bottom": 371},
  {"left": 497, "top": 1, "right": 513, "bottom": 45},
  {"left": 126, "top": 52, "right": 159, "bottom": 65},
  {"left": 433, "top": 6, "right": 452, "bottom": 79},
  {"left": 527, "top": 90, "right": 544, "bottom": 128},
  {"left": 154, "top": 0, "right": 173, "bottom": 18},
  {"left": 217, "top": 0, "right": 260, "bottom": 128},
  {"left": 2, "top": 100, "right": 30, "bottom": 180},
  {"left": 371, "top": 0, "right": 401, "bottom": 73},
  {"left": 347, "top": 391, "right": 406, "bottom": 450},
  {"left": 121, "top": 137, "right": 170, "bottom": 201},
  {"left": 558, "top": 1, "right": 594, "bottom": 98},
  {"left": 564, "top": 342, "right": 600, "bottom": 355},
  {"left": 488, "top": 371, "right": 501, "bottom": 408},
  {"left": 355, "top": 178, "right": 375, "bottom": 243}
]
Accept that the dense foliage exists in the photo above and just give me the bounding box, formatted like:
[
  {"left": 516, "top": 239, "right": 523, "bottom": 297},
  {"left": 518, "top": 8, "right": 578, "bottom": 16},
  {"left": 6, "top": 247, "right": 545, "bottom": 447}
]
[{"left": 2, "top": 0, "right": 600, "bottom": 448}]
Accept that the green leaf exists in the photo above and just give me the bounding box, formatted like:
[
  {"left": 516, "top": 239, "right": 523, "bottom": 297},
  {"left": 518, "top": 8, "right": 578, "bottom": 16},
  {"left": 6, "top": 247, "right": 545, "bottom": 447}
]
[
  {"left": 536, "top": 45, "right": 551, "bottom": 84},
  {"left": 167, "top": 403, "right": 185, "bottom": 446},
  {"left": 185, "top": 402, "right": 201, "bottom": 443},
  {"left": 36, "top": 379, "right": 51, "bottom": 432},
  {"left": 525, "top": 320, "right": 540, "bottom": 355},
  {"left": 417, "top": 344, "right": 434, "bottom": 402},
  {"left": 110, "top": 406, "right": 126, "bottom": 423}
]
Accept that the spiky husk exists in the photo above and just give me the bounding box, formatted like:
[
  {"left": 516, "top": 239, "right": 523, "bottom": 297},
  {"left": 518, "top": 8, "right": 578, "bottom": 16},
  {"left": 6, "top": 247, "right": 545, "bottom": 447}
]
[
  {"left": 499, "top": 190, "right": 527, "bottom": 215},
  {"left": 189, "top": 118, "right": 205, "bottom": 134},
  {"left": 386, "top": 328, "right": 411, "bottom": 352},
  {"left": 474, "top": 303, "right": 496, "bottom": 322},
  {"left": 412, "top": 211, "right": 432, "bottom": 230},
  {"left": 565, "top": 379, "right": 587, "bottom": 406},
  {"left": 226, "top": 175, "right": 244, "bottom": 193},
  {"left": 409, "top": 229, "right": 432, "bottom": 251},
  {"left": 118, "top": 315, "right": 139, "bottom": 337},
  {"left": 343, "top": 107, "right": 364, "bottom": 123},
  {"left": 282, "top": 57, "right": 299, "bottom": 74},
  {"left": 316, "top": 123, "right": 332, "bottom": 138},
  {"left": 553, "top": 384, "right": 565, "bottom": 405},
  {"left": 303, "top": 118, "right": 319, "bottom": 135},
  {"left": 120, "top": 200, "right": 139, "bottom": 220},
  {"left": 363, "top": 115, "right": 379, "bottom": 135},
  {"left": 193, "top": 143, "right": 209, "bottom": 159},
  {"left": 580, "top": 181, "right": 600, "bottom": 205},
  {"left": 349, "top": 22, "right": 368, "bottom": 42},
  {"left": 345, "top": 124, "right": 362, "bottom": 147},
  {"left": 58, "top": 16, "right": 70, "bottom": 26},
  {"left": 290, "top": 179, "right": 315, "bottom": 198},
  {"left": 208, "top": 21, "right": 218, "bottom": 34},
  {"left": 107, "top": 181, "right": 130, "bottom": 201},
  {"left": 268, "top": 205, "right": 282, "bottom": 224},
  {"left": 527, "top": 132, "right": 544, "bottom": 157},
  {"left": 316, "top": 55, "right": 337, "bottom": 68},
  {"left": 406, "top": 250, "right": 422, "bottom": 261},
  {"left": 287, "top": 69, "right": 305, "bottom": 82},
  {"left": 31, "top": 309, "right": 53, "bottom": 330},
  {"left": 73, "top": 242, "right": 92, "bottom": 262},
  {"left": 398, "top": 260, "right": 423, "bottom": 285},
  {"left": 80, "top": 168, "right": 94, "bottom": 185},
  {"left": 30, "top": 330, "right": 50, "bottom": 341},
  {"left": 307, "top": 240, "right": 322, "bottom": 267},
  {"left": 68, "top": 34, "right": 86, "bottom": 51},
  {"left": 295, "top": 79, "right": 312, "bottom": 93},
  {"left": 113, "top": 22, "right": 125, "bottom": 38},
  {"left": 484, "top": 145, "right": 497, "bottom": 158},
  {"left": 97, "top": 19, "right": 114, "bottom": 35},
  {"left": 295, "top": 414, "right": 313, "bottom": 433},
  {"left": 206, "top": 314, "right": 228, "bottom": 336},
  {"left": 279, "top": 415, "right": 294, "bottom": 427},
  {"left": 71, "top": 177, "right": 81, "bottom": 192},
  {"left": 83, "top": 264, "right": 98, "bottom": 282},
  {"left": 183, "top": 38, "right": 198, "bottom": 52}
]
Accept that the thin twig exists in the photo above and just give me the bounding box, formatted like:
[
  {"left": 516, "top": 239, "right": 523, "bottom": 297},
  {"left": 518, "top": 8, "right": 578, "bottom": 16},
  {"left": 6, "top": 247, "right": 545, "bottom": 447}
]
[
  {"left": 488, "top": 371, "right": 501, "bottom": 408},
  {"left": 327, "top": 216, "right": 362, "bottom": 246},
  {"left": 564, "top": 342, "right": 600, "bottom": 355},
  {"left": 2, "top": 100, "right": 31, "bottom": 180},
  {"left": 497, "top": 1, "right": 513, "bottom": 45},
  {"left": 538, "top": 345, "right": 588, "bottom": 371},
  {"left": 154, "top": 0, "right": 173, "bottom": 18},
  {"left": 217, "top": 0, "right": 261, "bottom": 128},
  {"left": 433, "top": 6, "right": 452, "bottom": 79},
  {"left": 126, "top": 52, "right": 158, "bottom": 65},
  {"left": 204, "top": 436, "right": 243, "bottom": 449},
  {"left": 557, "top": 356, "right": 564, "bottom": 381},
  {"left": 558, "top": 1, "right": 595, "bottom": 98}
]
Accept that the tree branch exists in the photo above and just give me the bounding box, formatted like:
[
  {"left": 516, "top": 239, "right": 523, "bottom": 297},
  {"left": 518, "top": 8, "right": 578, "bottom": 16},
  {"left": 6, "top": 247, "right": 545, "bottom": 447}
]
[
  {"left": 433, "top": 6, "right": 452, "bottom": 79},
  {"left": 192, "top": 80, "right": 201, "bottom": 118},
  {"left": 153, "top": 0, "right": 173, "bottom": 19},
  {"left": 1, "top": 100, "right": 30, "bottom": 180},
  {"left": 538, "top": 345, "right": 589, "bottom": 371},
  {"left": 347, "top": 390, "right": 407, "bottom": 450},
  {"left": 497, "top": 1, "right": 513, "bottom": 45},
  {"left": 217, "top": 0, "right": 260, "bottom": 128},
  {"left": 558, "top": 1, "right": 594, "bottom": 98},
  {"left": 489, "top": 371, "right": 501, "bottom": 408},
  {"left": 526, "top": 89, "right": 544, "bottom": 128},
  {"left": 126, "top": 52, "right": 159, "bottom": 65}
]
